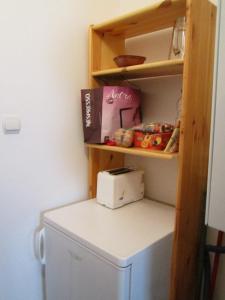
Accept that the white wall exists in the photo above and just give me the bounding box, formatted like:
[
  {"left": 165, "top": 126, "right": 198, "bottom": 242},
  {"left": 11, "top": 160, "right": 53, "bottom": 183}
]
[
  {"left": 119, "top": 0, "right": 159, "bottom": 12},
  {"left": 0, "top": 1, "right": 96, "bottom": 299}
]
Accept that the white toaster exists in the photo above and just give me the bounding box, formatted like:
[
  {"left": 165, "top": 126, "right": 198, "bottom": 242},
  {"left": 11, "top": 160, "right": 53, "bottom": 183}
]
[{"left": 96, "top": 168, "right": 144, "bottom": 209}]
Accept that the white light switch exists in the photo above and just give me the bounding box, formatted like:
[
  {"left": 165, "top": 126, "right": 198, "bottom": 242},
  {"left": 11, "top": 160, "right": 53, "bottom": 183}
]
[{"left": 3, "top": 115, "right": 21, "bottom": 134}]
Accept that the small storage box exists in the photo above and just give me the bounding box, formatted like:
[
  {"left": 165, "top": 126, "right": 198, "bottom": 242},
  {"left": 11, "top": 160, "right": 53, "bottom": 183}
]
[
  {"left": 81, "top": 86, "right": 142, "bottom": 144},
  {"left": 134, "top": 131, "right": 172, "bottom": 150}
]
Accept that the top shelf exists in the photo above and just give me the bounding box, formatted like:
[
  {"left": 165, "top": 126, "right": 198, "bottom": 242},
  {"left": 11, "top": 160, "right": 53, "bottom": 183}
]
[{"left": 92, "top": 0, "right": 186, "bottom": 38}]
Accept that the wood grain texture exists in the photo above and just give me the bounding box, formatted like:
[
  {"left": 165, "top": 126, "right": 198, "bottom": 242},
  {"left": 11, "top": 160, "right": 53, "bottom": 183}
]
[
  {"left": 170, "top": 1, "right": 217, "bottom": 299},
  {"left": 92, "top": 59, "right": 184, "bottom": 80},
  {"left": 93, "top": 0, "right": 186, "bottom": 38},
  {"left": 100, "top": 33, "right": 125, "bottom": 70},
  {"left": 89, "top": 26, "right": 125, "bottom": 73},
  {"left": 89, "top": 26, "right": 102, "bottom": 88},
  {"left": 88, "top": 148, "right": 124, "bottom": 198},
  {"left": 86, "top": 144, "right": 178, "bottom": 160}
]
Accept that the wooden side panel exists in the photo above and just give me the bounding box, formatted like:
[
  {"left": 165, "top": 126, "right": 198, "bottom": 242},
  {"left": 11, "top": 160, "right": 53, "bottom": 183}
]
[
  {"left": 89, "top": 26, "right": 125, "bottom": 74},
  {"left": 89, "top": 27, "right": 102, "bottom": 88},
  {"left": 101, "top": 33, "right": 125, "bottom": 70},
  {"left": 170, "top": 1, "right": 217, "bottom": 300},
  {"left": 88, "top": 149, "right": 124, "bottom": 198}
]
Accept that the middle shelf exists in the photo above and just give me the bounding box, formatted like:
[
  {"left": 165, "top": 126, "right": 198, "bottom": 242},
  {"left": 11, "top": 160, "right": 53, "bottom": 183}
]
[
  {"left": 92, "top": 59, "right": 183, "bottom": 80},
  {"left": 86, "top": 144, "right": 178, "bottom": 160}
]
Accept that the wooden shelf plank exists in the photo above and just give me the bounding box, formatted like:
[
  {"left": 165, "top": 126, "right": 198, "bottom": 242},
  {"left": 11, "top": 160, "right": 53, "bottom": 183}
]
[
  {"left": 92, "top": 0, "right": 186, "bottom": 38},
  {"left": 86, "top": 144, "right": 178, "bottom": 160},
  {"left": 92, "top": 59, "right": 183, "bottom": 80}
]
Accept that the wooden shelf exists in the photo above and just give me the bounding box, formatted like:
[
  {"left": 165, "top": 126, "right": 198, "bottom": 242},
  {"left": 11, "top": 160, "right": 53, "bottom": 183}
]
[
  {"left": 86, "top": 144, "right": 178, "bottom": 160},
  {"left": 92, "top": 0, "right": 186, "bottom": 38},
  {"left": 92, "top": 59, "right": 183, "bottom": 80}
]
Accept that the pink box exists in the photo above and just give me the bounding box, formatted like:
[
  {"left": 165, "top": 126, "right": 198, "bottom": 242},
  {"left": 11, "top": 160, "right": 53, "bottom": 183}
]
[{"left": 81, "top": 86, "right": 142, "bottom": 144}]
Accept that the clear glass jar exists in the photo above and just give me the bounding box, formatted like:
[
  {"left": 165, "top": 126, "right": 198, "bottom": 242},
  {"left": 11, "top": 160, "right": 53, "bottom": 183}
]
[{"left": 172, "top": 17, "right": 186, "bottom": 59}]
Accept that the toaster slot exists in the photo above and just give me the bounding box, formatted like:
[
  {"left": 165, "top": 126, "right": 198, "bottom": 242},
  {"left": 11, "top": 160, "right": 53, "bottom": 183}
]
[{"left": 107, "top": 168, "right": 134, "bottom": 175}]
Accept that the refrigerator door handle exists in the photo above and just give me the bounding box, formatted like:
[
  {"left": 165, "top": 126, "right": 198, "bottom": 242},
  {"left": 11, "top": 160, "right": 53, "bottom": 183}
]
[{"left": 35, "top": 228, "right": 46, "bottom": 265}]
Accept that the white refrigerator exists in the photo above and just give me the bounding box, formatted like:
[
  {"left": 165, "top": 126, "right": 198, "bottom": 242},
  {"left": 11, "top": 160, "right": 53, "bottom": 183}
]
[
  {"left": 37, "top": 199, "right": 175, "bottom": 300},
  {"left": 206, "top": 0, "right": 225, "bottom": 231}
]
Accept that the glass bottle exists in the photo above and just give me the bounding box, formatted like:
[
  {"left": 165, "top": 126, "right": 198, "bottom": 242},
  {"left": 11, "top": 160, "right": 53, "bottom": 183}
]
[{"left": 172, "top": 17, "right": 186, "bottom": 59}]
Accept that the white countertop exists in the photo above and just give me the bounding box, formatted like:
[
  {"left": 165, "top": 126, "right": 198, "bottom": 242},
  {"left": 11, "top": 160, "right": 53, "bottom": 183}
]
[{"left": 44, "top": 198, "right": 175, "bottom": 267}]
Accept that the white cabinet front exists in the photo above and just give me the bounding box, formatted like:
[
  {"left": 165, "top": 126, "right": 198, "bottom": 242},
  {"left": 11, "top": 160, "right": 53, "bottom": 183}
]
[
  {"left": 207, "top": 0, "right": 225, "bottom": 232},
  {"left": 45, "top": 226, "right": 131, "bottom": 300}
]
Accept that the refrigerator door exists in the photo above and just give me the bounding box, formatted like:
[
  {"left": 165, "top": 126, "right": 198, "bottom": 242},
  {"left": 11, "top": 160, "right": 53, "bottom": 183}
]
[
  {"left": 45, "top": 226, "right": 131, "bottom": 300},
  {"left": 206, "top": 0, "right": 225, "bottom": 231}
]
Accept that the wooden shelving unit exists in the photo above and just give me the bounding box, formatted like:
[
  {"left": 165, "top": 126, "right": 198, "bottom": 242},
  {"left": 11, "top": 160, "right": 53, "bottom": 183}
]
[
  {"left": 86, "top": 144, "right": 178, "bottom": 160},
  {"left": 87, "top": 1, "right": 216, "bottom": 300}
]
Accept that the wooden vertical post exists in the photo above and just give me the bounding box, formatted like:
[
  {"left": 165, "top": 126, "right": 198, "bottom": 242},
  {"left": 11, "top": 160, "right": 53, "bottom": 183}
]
[{"left": 170, "top": 1, "right": 216, "bottom": 299}]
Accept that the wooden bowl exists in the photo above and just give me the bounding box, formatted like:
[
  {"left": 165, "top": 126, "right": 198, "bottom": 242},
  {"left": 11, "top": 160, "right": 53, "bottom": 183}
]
[{"left": 114, "top": 55, "right": 146, "bottom": 67}]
